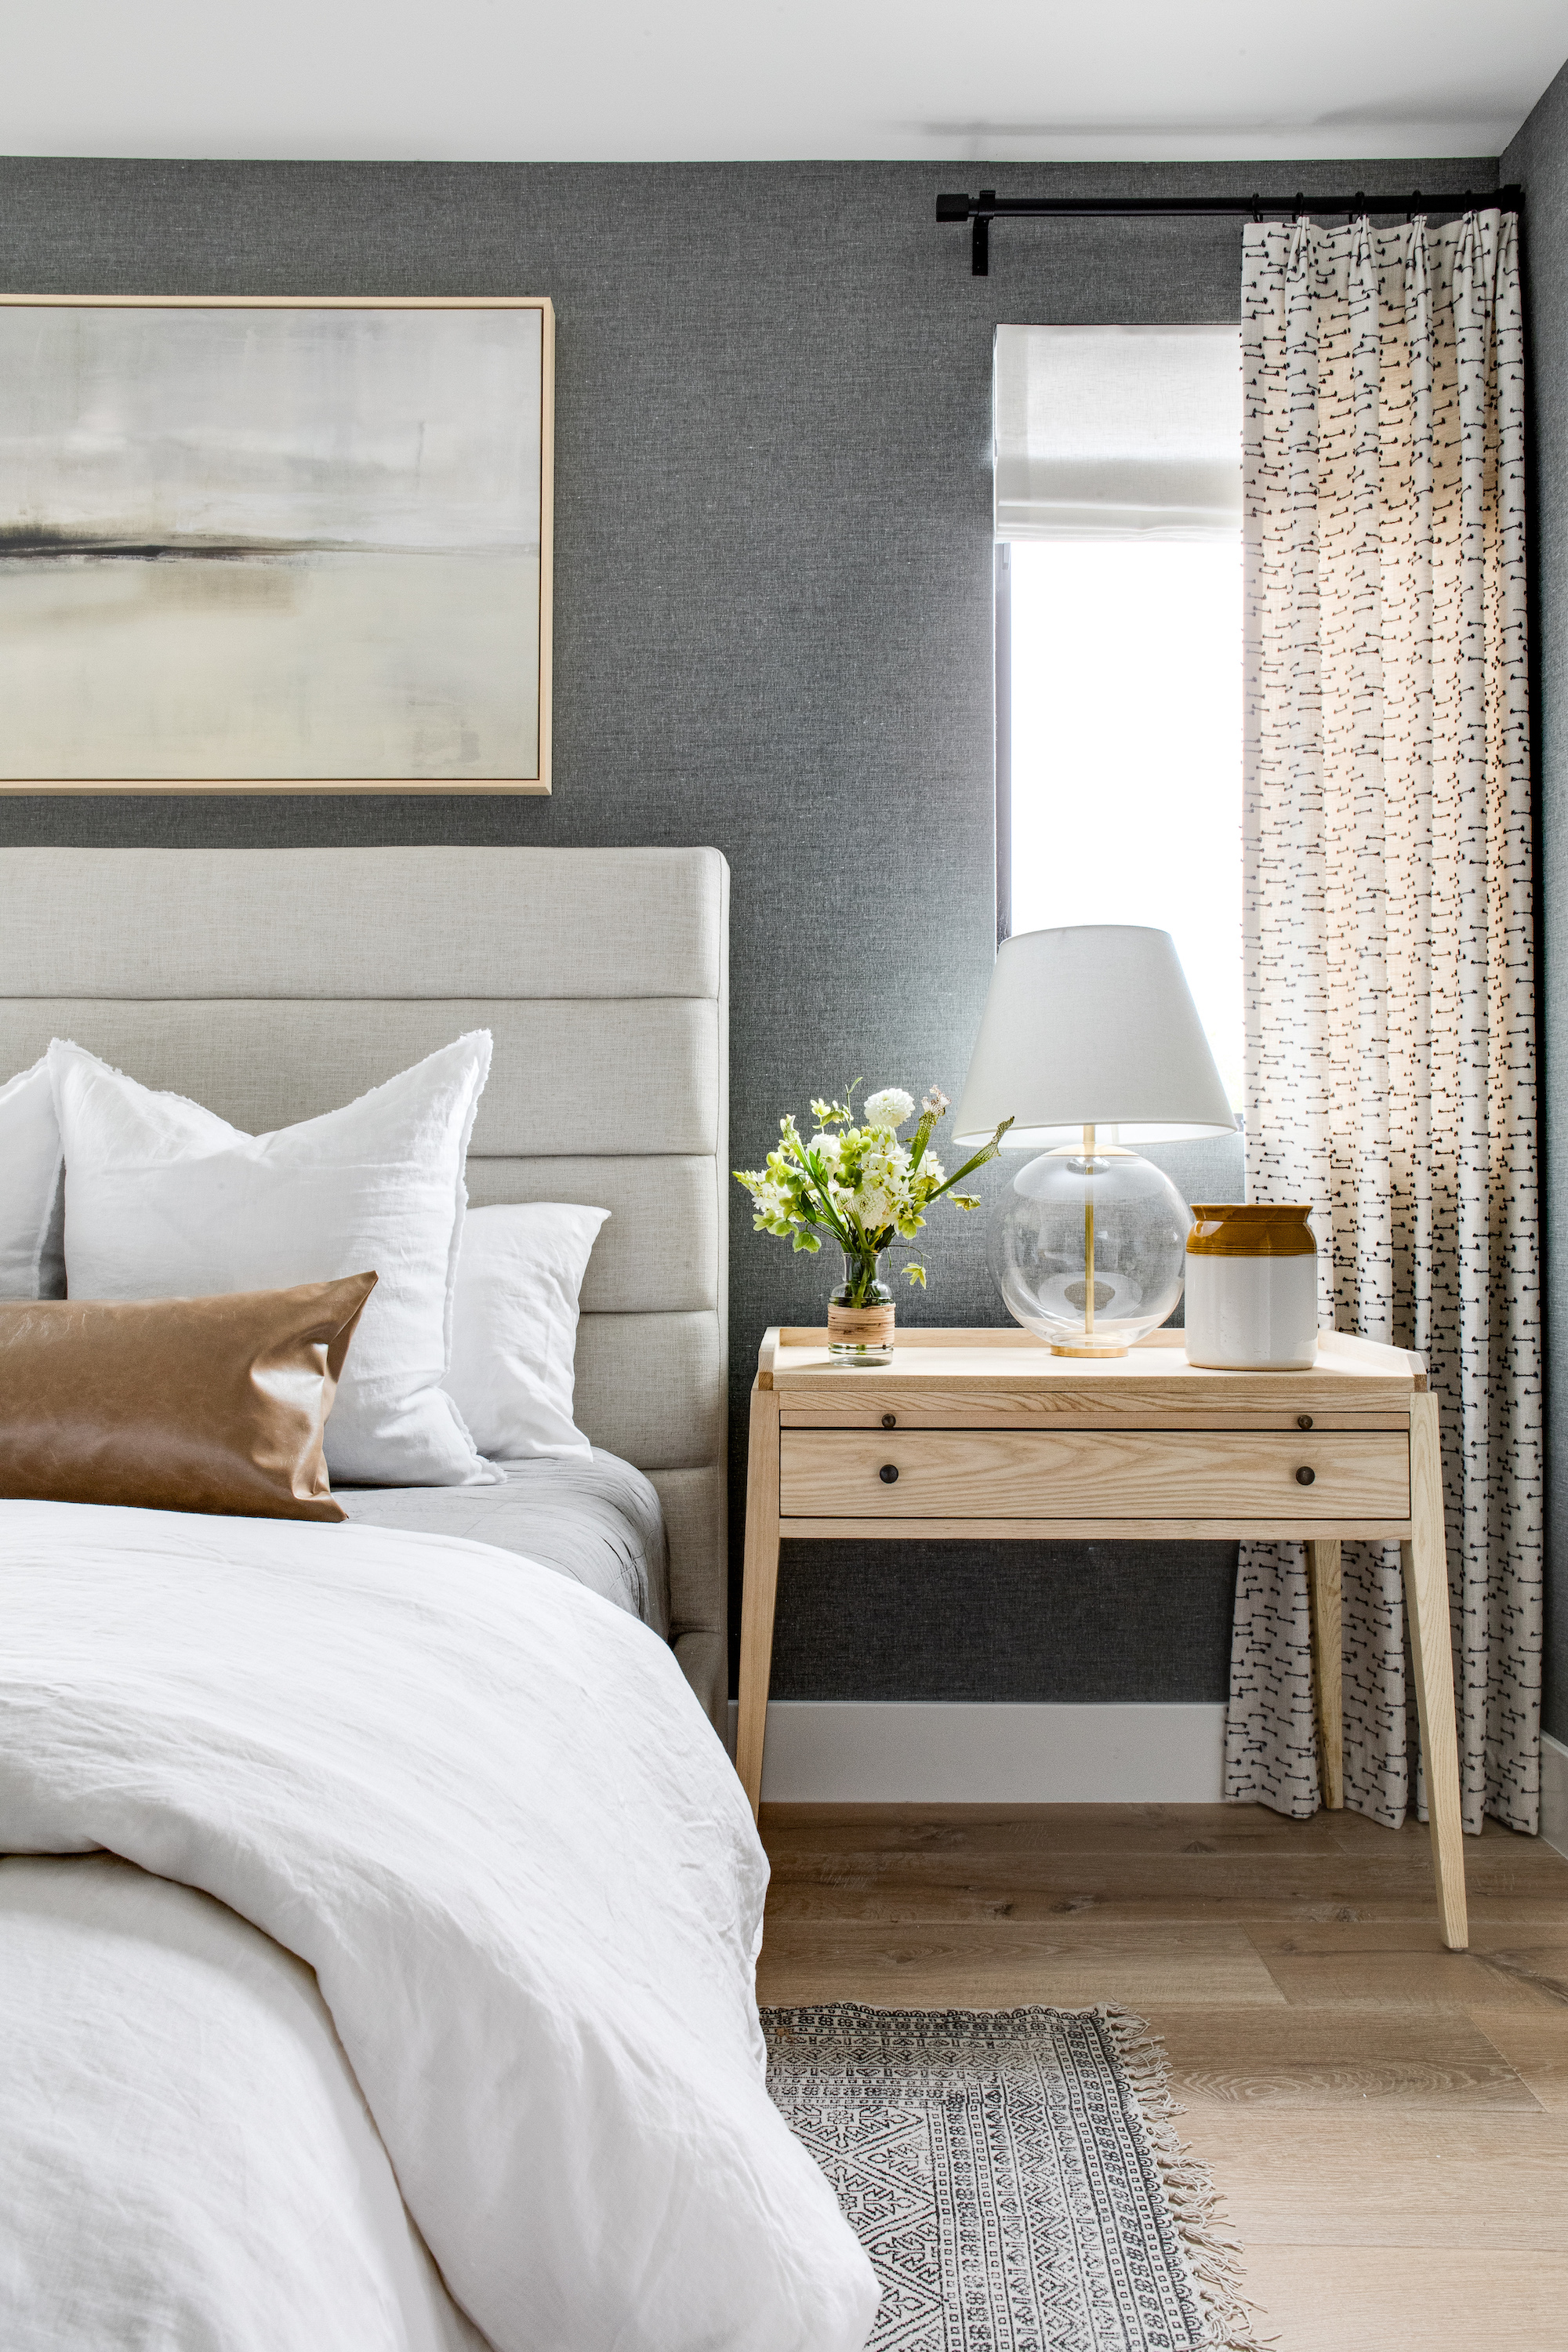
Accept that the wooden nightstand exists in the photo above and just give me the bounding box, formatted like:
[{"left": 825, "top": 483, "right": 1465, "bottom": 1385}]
[{"left": 737, "top": 1324, "right": 1467, "bottom": 1949}]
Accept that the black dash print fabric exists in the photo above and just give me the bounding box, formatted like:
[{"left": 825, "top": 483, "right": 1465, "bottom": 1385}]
[{"left": 1227, "top": 212, "right": 1541, "bottom": 1838}]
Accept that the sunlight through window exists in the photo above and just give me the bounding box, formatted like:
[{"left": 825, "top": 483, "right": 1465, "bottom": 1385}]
[
  {"left": 994, "top": 325, "right": 1242, "bottom": 1109},
  {"left": 1007, "top": 536, "right": 1242, "bottom": 1108}
]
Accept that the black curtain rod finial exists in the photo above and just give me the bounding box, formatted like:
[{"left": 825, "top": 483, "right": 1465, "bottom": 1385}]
[{"left": 972, "top": 187, "right": 995, "bottom": 275}]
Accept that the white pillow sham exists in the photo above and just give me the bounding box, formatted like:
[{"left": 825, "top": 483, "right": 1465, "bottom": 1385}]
[
  {"left": 444, "top": 1203, "right": 609, "bottom": 1461},
  {"left": 0, "top": 1055, "right": 65, "bottom": 1300},
  {"left": 50, "top": 1034, "right": 496, "bottom": 1489}
]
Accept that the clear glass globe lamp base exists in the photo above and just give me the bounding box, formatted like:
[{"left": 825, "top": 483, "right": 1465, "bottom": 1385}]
[{"left": 987, "top": 1137, "right": 1193, "bottom": 1356}]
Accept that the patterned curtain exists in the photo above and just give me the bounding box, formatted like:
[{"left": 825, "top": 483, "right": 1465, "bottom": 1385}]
[{"left": 1225, "top": 210, "right": 1541, "bottom": 1837}]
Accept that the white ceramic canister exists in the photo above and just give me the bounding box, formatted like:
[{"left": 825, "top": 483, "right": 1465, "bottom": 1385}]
[{"left": 1182, "top": 1203, "right": 1319, "bottom": 1370}]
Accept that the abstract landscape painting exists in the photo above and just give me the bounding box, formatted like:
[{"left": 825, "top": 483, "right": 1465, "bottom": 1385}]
[{"left": 0, "top": 297, "right": 553, "bottom": 790}]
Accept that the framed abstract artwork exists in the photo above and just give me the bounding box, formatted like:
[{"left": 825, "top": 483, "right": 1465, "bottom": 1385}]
[{"left": 0, "top": 295, "right": 554, "bottom": 793}]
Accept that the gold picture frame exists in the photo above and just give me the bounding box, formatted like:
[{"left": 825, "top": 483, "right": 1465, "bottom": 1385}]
[{"left": 0, "top": 294, "right": 554, "bottom": 794}]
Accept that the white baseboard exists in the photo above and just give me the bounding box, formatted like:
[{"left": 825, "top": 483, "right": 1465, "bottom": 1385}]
[
  {"left": 726, "top": 1700, "right": 1227, "bottom": 1804},
  {"left": 1543, "top": 1732, "right": 1568, "bottom": 1860}
]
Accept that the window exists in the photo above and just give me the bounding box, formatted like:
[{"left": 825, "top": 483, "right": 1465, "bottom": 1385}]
[{"left": 993, "top": 327, "right": 1243, "bottom": 1109}]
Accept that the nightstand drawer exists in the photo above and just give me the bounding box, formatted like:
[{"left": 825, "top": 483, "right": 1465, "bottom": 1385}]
[{"left": 778, "top": 1428, "right": 1410, "bottom": 1520}]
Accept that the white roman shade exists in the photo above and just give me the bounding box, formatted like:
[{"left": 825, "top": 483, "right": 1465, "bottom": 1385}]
[{"left": 993, "top": 325, "right": 1241, "bottom": 542}]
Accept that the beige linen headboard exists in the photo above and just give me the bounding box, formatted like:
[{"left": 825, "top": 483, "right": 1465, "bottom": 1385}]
[{"left": 0, "top": 846, "right": 730, "bottom": 1730}]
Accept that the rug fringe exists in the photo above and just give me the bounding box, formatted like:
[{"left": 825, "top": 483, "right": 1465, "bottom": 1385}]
[{"left": 1094, "top": 2004, "right": 1275, "bottom": 2352}]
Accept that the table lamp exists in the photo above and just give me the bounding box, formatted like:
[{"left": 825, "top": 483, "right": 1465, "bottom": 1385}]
[{"left": 953, "top": 924, "right": 1236, "bottom": 1356}]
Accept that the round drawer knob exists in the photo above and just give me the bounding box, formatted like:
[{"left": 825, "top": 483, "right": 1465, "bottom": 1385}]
[
  {"left": 879, "top": 1463, "right": 900, "bottom": 1484},
  {"left": 1295, "top": 1465, "right": 1316, "bottom": 1486},
  {"left": 1298, "top": 1414, "right": 1314, "bottom": 1431},
  {"left": 881, "top": 1413, "right": 898, "bottom": 1429}
]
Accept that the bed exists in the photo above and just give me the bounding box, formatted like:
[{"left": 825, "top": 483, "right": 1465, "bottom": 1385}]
[
  {"left": 339, "top": 1449, "right": 673, "bottom": 1628},
  {"left": 0, "top": 847, "right": 877, "bottom": 2352},
  {"left": 0, "top": 844, "right": 729, "bottom": 1716}
]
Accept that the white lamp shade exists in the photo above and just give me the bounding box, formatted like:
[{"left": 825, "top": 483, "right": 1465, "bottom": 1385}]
[{"left": 953, "top": 924, "right": 1236, "bottom": 1148}]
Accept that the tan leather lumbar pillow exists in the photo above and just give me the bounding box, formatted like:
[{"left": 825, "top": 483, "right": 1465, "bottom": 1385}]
[{"left": 0, "top": 1273, "right": 376, "bottom": 1522}]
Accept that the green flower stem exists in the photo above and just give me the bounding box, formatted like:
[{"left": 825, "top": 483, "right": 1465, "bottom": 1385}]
[
  {"left": 789, "top": 1117, "right": 1013, "bottom": 1262},
  {"left": 795, "top": 1152, "right": 856, "bottom": 1250},
  {"left": 842, "top": 1250, "right": 885, "bottom": 1307},
  {"left": 734, "top": 1091, "right": 1014, "bottom": 1298},
  {"left": 921, "top": 1118, "right": 1014, "bottom": 1203}
]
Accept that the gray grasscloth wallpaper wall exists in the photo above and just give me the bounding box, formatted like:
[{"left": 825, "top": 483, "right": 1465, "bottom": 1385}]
[
  {"left": 0, "top": 153, "right": 1504, "bottom": 1704},
  {"left": 1505, "top": 66, "right": 1568, "bottom": 1744}
]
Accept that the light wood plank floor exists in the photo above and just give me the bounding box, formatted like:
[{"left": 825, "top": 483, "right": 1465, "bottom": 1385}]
[{"left": 757, "top": 1802, "right": 1568, "bottom": 2352}]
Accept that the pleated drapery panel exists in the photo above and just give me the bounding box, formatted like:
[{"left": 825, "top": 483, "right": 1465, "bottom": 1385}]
[{"left": 1225, "top": 211, "right": 1540, "bottom": 1837}]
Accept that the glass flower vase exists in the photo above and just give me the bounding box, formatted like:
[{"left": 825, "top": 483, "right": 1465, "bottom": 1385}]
[{"left": 827, "top": 1250, "right": 895, "bottom": 1366}]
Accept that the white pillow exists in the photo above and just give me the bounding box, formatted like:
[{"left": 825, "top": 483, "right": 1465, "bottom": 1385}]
[
  {"left": 0, "top": 1055, "right": 64, "bottom": 1300},
  {"left": 444, "top": 1203, "right": 609, "bottom": 1461},
  {"left": 50, "top": 1033, "right": 497, "bottom": 1488}
]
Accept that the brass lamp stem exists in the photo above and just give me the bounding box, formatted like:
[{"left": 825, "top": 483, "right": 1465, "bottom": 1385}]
[{"left": 1083, "top": 1122, "right": 1095, "bottom": 1340}]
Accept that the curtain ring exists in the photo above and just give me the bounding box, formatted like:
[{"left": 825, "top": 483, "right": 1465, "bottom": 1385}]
[
  {"left": 1293, "top": 190, "right": 1306, "bottom": 221},
  {"left": 1408, "top": 188, "right": 1421, "bottom": 225},
  {"left": 1251, "top": 192, "right": 1263, "bottom": 224}
]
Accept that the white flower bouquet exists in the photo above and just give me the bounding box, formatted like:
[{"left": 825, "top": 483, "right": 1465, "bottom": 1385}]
[{"left": 735, "top": 1083, "right": 1012, "bottom": 1352}]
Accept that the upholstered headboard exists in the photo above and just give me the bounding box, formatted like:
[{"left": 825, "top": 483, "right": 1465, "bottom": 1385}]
[{"left": 0, "top": 846, "right": 730, "bottom": 1729}]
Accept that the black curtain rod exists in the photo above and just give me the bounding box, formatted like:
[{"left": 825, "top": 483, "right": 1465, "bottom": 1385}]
[{"left": 938, "top": 184, "right": 1525, "bottom": 274}]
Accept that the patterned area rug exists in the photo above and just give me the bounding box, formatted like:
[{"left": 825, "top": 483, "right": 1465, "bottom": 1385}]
[{"left": 764, "top": 2005, "right": 1262, "bottom": 2352}]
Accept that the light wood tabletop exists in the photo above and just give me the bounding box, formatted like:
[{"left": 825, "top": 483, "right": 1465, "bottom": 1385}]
[{"left": 737, "top": 1325, "right": 1468, "bottom": 1949}]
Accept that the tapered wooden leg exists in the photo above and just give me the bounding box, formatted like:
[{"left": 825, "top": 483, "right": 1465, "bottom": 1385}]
[
  {"left": 1403, "top": 1391, "right": 1468, "bottom": 1951},
  {"left": 735, "top": 1383, "right": 782, "bottom": 1820},
  {"left": 1306, "top": 1538, "right": 1344, "bottom": 1810}
]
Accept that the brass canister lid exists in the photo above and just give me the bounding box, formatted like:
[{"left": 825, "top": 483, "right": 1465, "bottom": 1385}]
[{"left": 1187, "top": 1203, "right": 1317, "bottom": 1257}]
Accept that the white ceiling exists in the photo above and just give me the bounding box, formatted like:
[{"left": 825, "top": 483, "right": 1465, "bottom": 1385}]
[{"left": 0, "top": 0, "right": 1561, "bottom": 165}]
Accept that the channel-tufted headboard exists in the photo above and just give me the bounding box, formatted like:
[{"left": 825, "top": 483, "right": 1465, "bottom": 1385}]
[{"left": 0, "top": 845, "right": 730, "bottom": 1729}]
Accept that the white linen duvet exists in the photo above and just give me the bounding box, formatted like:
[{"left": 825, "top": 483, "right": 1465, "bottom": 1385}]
[{"left": 0, "top": 1502, "right": 877, "bottom": 2352}]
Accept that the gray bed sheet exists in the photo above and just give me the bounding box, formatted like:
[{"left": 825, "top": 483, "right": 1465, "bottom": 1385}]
[{"left": 336, "top": 1449, "right": 670, "bottom": 1638}]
